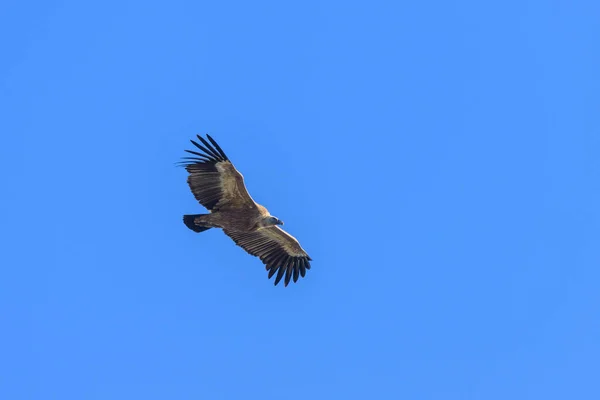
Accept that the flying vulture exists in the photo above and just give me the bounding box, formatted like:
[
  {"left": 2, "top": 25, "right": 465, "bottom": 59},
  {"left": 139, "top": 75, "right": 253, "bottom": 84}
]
[{"left": 179, "top": 134, "right": 312, "bottom": 286}]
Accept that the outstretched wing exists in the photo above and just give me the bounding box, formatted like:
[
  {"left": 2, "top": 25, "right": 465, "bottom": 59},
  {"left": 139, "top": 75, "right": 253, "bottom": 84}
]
[
  {"left": 179, "top": 134, "right": 256, "bottom": 211},
  {"left": 224, "top": 226, "right": 312, "bottom": 287}
]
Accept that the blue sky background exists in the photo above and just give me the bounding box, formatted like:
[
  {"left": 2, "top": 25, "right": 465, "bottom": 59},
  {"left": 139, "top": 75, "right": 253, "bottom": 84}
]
[{"left": 1, "top": 1, "right": 599, "bottom": 399}]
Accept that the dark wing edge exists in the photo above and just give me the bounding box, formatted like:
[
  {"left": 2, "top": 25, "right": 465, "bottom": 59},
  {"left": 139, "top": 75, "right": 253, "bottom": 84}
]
[
  {"left": 177, "top": 134, "right": 229, "bottom": 167},
  {"left": 177, "top": 134, "right": 234, "bottom": 211},
  {"left": 224, "top": 227, "right": 312, "bottom": 287}
]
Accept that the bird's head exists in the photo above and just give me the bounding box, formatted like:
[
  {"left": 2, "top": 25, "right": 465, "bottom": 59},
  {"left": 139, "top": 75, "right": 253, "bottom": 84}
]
[{"left": 263, "top": 216, "right": 284, "bottom": 227}]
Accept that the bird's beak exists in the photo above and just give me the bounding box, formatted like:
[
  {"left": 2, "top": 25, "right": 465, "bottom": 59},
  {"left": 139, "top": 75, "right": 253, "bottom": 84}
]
[{"left": 279, "top": 220, "right": 284, "bottom": 225}]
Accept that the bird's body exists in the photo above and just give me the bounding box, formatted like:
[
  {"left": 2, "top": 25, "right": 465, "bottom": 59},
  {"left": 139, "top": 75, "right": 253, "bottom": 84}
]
[
  {"left": 185, "top": 209, "right": 265, "bottom": 232},
  {"left": 180, "top": 134, "right": 311, "bottom": 286}
]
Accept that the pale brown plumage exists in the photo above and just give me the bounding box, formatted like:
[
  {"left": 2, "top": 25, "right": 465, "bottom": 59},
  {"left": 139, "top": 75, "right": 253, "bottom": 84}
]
[{"left": 179, "top": 134, "right": 311, "bottom": 286}]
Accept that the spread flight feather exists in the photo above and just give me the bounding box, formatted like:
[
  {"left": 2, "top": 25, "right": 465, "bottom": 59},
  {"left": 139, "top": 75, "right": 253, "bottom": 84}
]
[{"left": 179, "top": 134, "right": 311, "bottom": 286}]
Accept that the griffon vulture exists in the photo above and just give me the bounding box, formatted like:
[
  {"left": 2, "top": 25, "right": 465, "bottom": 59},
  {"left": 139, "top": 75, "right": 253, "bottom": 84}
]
[{"left": 180, "top": 134, "right": 311, "bottom": 286}]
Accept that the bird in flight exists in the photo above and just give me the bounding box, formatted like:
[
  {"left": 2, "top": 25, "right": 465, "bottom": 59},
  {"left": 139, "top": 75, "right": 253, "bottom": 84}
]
[{"left": 179, "top": 134, "right": 312, "bottom": 286}]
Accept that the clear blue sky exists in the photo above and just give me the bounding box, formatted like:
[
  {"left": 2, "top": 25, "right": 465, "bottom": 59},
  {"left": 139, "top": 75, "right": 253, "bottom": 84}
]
[{"left": 1, "top": 1, "right": 599, "bottom": 399}]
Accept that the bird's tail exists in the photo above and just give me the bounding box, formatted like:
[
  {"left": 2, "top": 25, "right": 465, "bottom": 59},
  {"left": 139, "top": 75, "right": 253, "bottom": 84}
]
[{"left": 183, "top": 214, "right": 212, "bottom": 233}]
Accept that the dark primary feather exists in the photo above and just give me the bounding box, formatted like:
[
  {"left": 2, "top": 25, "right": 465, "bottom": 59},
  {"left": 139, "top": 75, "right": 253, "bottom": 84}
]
[
  {"left": 284, "top": 261, "right": 294, "bottom": 286},
  {"left": 183, "top": 150, "right": 212, "bottom": 160},
  {"left": 206, "top": 134, "right": 229, "bottom": 160},
  {"left": 177, "top": 134, "right": 229, "bottom": 167},
  {"left": 192, "top": 138, "right": 220, "bottom": 160}
]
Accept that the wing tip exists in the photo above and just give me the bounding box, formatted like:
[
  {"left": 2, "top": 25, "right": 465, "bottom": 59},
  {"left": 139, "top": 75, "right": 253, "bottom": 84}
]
[
  {"left": 206, "top": 134, "right": 229, "bottom": 161},
  {"left": 182, "top": 134, "right": 229, "bottom": 166},
  {"left": 269, "top": 255, "right": 311, "bottom": 287}
]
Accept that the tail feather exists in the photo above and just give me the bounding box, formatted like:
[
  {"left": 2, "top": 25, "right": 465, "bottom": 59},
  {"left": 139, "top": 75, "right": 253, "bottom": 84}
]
[{"left": 183, "top": 214, "right": 212, "bottom": 233}]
